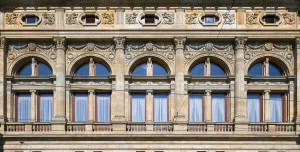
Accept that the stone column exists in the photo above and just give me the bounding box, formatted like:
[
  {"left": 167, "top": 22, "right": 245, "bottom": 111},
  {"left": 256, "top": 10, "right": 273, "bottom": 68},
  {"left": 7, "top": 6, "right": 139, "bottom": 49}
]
[
  {"left": 234, "top": 37, "right": 248, "bottom": 122},
  {"left": 53, "top": 37, "right": 66, "bottom": 122},
  {"left": 295, "top": 37, "right": 300, "bottom": 122},
  {"left": 112, "top": 37, "right": 126, "bottom": 124},
  {"left": 174, "top": 37, "right": 187, "bottom": 122},
  {"left": 0, "top": 37, "right": 6, "bottom": 122},
  {"left": 0, "top": 11, "right": 3, "bottom": 29},
  {"left": 88, "top": 90, "right": 95, "bottom": 122},
  {"left": 175, "top": 8, "right": 184, "bottom": 28},
  {"left": 30, "top": 90, "right": 36, "bottom": 122},
  {"left": 264, "top": 90, "right": 270, "bottom": 122},
  {"left": 204, "top": 90, "right": 212, "bottom": 122},
  {"left": 55, "top": 8, "right": 65, "bottom": 29},
  {"left": 146, "top": 90, "right": 153, "bottom": 122},
  {"left": 115, "top": 8, "right": 125, "bottom": 28},
  {"left": 236, "top": 9, "right": 246, "bottom": 29}
]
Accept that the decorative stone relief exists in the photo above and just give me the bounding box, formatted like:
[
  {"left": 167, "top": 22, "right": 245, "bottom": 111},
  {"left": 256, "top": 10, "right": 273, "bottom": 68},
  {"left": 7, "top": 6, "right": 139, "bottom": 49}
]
[
  {"left": 248, "top": 81, "right": 287, "bottom": 85},
  {"left": 185, "top": 13, "right": 198, "bottom": 24},
  {"left": 14, "top": 81, "right": 52, "bottom": 85},
  {"left": 66, "top": 13, "right": 79, "bottom": 25},
  {"left": 0, "top": 37, "right": 6, "bottom": 49},
  {"left": 131, "top": 81, "right": 169, "bottom": 85},
  {"left": 246, "top": 13, "right": 259, "bottom": 25},
  {"left": 114, "top": 37, "right": 126, "bottom": 50},
  {"left": 71, "top": 80, "right": 111, "bottom": 85},
  {"left": 189, "top": 81, "right": 228, "bottom": 85},
  {"left": 184, "top": 41, "right": 234, "bottom": 65},
  {"left": 101, "top": 13, "right": 114, "bottom": 24},
  {"left": 160, "top": 12, "right": 175, "bottom": 25},
  {"left": 125, "top": 13, "right": 138, "bottom": 24},
  {"left": 54, "top": 37, "right": 66, "bottom": 49},
  {"left": 222, "top": 13, "right": 235, "bottom": 25},
  {"left": 42, "top": 13, "right": 55, "bottom": 25},
  {"left": 282, "top": 13, "right": 295, "bottom": 24},
  {"left": 6, "top": 13, "right": 18, "bottom": 25}
]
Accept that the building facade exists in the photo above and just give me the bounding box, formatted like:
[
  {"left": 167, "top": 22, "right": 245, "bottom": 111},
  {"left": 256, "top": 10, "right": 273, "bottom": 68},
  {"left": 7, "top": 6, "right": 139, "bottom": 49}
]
[{"left": 0, "top": 0, "right": 300, "bottom": 152}]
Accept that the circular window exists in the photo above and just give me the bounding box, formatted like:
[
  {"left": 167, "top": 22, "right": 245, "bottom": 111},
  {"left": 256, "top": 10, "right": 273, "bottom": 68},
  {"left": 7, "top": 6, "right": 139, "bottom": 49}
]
[{"left": 22, "top": 15, "right": 39, "bottom": 24}]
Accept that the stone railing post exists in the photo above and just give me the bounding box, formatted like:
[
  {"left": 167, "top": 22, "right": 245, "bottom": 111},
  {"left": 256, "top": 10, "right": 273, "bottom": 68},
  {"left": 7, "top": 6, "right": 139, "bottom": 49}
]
[
  {"left": 174, "top": 37, "right": 187, "bottom": 123},
  {"left": 234, "top": 37, "right": 248, "bottom": 133},
  {"left": 0, "top": 37, "right": 6, "bottom": 124},
  {"left": 52, "top": 37, "right": 66, "bottom": 133},
  {"left": 112, "top": 37, "right": 126, "bottom": 131}
]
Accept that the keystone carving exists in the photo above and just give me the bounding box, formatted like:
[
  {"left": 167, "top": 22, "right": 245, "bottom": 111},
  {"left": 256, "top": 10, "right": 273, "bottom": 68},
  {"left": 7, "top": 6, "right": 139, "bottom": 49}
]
[
  {"left": 53, "top": 37, "right": 66, "bottom": 50},
  {"left": 174, "top": 37, "right": 186, "bottom": 50},
  {"left": 114, "top": 37, "right": 126, "bottom": 50},
  {"left": 235, "top": 37, "right": 248, "bottom": 49}
]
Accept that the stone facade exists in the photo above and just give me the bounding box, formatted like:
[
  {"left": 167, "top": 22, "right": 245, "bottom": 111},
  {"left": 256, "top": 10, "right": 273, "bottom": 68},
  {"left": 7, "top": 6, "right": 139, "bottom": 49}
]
[{"left": 0, "top": 1, "right": 300, "bottom": 152}]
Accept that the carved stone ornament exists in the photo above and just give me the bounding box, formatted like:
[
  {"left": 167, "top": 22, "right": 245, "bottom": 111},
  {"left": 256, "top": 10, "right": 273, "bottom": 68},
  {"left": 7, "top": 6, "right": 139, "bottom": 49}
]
[
  {"left": 0, "top": 37, "right": 6, "bottom": 49},
  {"left": 66, "top": 13, "right": 79, "bottom": 25},
  {"left": 161, "top": 12, "right": 175, "bottom": 25},
  {"left": 53, "top": 37, "right": 66, "bottom": 49},
  {"left": 6, "top": 13, "right": 19, "bottom": 25},
  {"left": 8, "top": 41, "right": 55, "bottom": 52},
  {"left": 282, "top": 13, "right": 295, "bottom": 24},
  {"left": 222, "top": 13, "right": 235, "bottom": 25},
  {"left": 174, "top": 37, "right": 186, "bottom": 50},
  {"left": 185, "top": 41, "right": 233, "bottom": 52},
  {"left": 185, "top": 13, "right": 198, "bottom": 24},
  {"left": 246, "top": 13, "right": 259, "bottom": 25},
  {"left": 235, "top": 37, "right": 248, "bottom": 49},
  {"left": 146, "top": 42, "right": 154, "bottom": 51},
  {"left": 125, "top": 13, "right": 138, "bottom": 24},
  {"left": 42, "top": 13, "right": 55, "bottom": 25},
  {"left": 67, "top": 41, "right": 114, "bottom": 52},
  {"left": 114, "top": 37, "right": 126, "bottom": 50},
  {"left": 101, "top": 13, "right": 114, "bottom": 24},
  {"left": 28, "top": 42, "right": 37, "bottom": 51},
  {"left": 296, "top": 37, "right": 300, "bottom": 49},
  {"left": 246, "top": 41, "right": 292, "bottom": 52}
]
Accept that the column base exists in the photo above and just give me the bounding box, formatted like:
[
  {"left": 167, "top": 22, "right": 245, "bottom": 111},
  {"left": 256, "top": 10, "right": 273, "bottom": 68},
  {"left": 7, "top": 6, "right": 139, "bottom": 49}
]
[{"left": 112, "top": 115, "right": 126, "bottom": 122}]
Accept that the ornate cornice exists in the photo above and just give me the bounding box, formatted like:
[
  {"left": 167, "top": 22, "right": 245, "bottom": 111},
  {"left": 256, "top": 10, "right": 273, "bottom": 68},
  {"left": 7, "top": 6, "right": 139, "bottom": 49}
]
[
  {"left": 235, "top": 37, "right": 247, "bottom": 50},
  {"left": 174, "top": 37, "right": 186, "bottom": 50},
  {"left": 114, "top": 37, "right": 126, "bottom": 50},
  {"left": 53, "top": 37, "right": 66, "bottom": 50},
  {"left": 0, "top": 37, "right": 6, "bottom": 49}
]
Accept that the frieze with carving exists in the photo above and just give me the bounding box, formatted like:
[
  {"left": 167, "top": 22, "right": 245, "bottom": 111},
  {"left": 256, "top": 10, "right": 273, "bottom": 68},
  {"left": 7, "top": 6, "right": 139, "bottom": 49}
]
[
  {"left": 282, "top": 13, "right": 295, "bottom": 25},
  {"left": 71, "top": 80, "right": 111, "bottom": 85},
  {"left": 185, "top": 13, "right": 198, "bottom": 24},
  {"left": 189, "top": 81, "right": 228, "bottom": 85},
  {"left": 68, "top": 41, "right": 114, "bottom": 52},
  {"left": 5, "top": 13, "right": 55, "bottom": 26},
  {"left": 222, "top": 13, "right": 235, "bottom": 25},
  {"left": 13, "top": 80, "right": 53, "bottom": 85},
  {"left": 42, "top": 13, "right": 55, "bottom": 25},
  {"left": 248, "top": 81, "right": 287, "bottom": 85},
  {"left": 125, "top": 13, "right": 138, "bottom": 24},
  {"left": 130, "top": 80, "right": 169, "bottom": 85},
  {"left": 101, "top": 13, "right": 114, "bottom": 24},
  {"left": 246, "top": 13, "right": 259, "bottom": 25},
  {"left": 246, "top": 42, "right": 292, "bottom": 52}
]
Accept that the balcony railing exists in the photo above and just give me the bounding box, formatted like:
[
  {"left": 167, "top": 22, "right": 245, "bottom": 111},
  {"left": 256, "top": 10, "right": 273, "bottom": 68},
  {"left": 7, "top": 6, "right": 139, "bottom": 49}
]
[
  {"left": 153, "top": 123, "right": 173, "bottom": 132},
  {"left": 187, "top": 123, "right": 207, "bottom": 132},
  {"left": 93, "top": 123, "right": 112, "bottom": 132},
  {"left": 127, "top": 123, "right": 147, "bottom": 132},
  {"left": 248, "top": 122, "right": 295, "bottom": 133}
]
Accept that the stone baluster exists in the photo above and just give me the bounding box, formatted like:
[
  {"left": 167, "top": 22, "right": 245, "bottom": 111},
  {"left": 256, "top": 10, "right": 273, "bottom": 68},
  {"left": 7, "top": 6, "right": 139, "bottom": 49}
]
[
  {"left": 112, "top": 37, "right": 126, "bottom": 131},
  {"left": 0, "top": 37, "right": 6, "bottom": 124}
]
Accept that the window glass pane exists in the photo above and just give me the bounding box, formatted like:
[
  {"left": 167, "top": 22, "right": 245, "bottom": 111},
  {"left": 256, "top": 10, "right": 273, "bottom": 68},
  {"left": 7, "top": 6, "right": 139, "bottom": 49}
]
[
  {"left": 205, "top": 16, "right": 215, "bottom": 23},
  {"left": 190, "top": 63, "right": 204, "bottom": 76},
  {"left": 75, "top": 63, "right": 89, "bottom": 76},
  {"left": 153, "top": 63, "right": 167, "bottom": 76},
  {"left": 132, "top": 63, "right": 147, "bottom": 76},
  {"left": 96, "top": 94, "right": 110, "bottom": 122},
  {"left": 154, "top": 94, "right": 168, "bottom": 122},
  {"left": 38, "top": 63, "right": 52, "bottom": 76},
  {"left": 40, "top": 93, "right": 53, "bottom": 122},
  {"left": 247, "top": 94, "right": 260, "bottom": 122},
  {"left": 270, "top": 94, "right": 282, "bottom": 122},
  {"left": 18, "top": 63, "right": 32, "bottom": 76},
  {"left": 23, "top": 16, "right": 38, "bottom": 24},
  {"left": 75, "top": 93, "right": 88, "bottom": 122},
  {"left": 248, "top": 63, "right": 262, "bottom": 76},
  {"left": 211, "top": 63, "right": 225, "bottom": 76},
  {"left": 212, "top": 94, "right": 225, "bottom": 122},
  {"left": 269, "top": 64, "right": 282, "bottom": 76},
  {"left": 189, "top": 94, "right": 203, "bottom": 122},
  {"left": 131, "top": 94, "right": 145, "bottom": 122},
  {"left": 18, "top": 93, "right": 31, "bottom": 122},
  {"left": 95, "top": 63, "right": 110, "bottom": 76}
]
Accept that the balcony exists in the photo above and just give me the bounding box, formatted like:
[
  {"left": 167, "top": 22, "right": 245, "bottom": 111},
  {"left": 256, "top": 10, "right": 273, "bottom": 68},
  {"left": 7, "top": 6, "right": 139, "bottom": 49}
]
[{"left": 1, "top": 122, "right": 299, "bottom": 136}]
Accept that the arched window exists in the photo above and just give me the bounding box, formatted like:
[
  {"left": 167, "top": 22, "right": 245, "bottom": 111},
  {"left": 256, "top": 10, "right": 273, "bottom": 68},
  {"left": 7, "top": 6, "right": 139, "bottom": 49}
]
[
  {"left": 74, "top": 58, "right": 110, "bottom": 76},
  {"left": 248, "top": 58, "right": 282, "bottom": 76},
  {"left": 17, "top": 59, "right": 52, "bottom": 76},
  {"left": 131, "top": 59, "right": 168, "bottom": 76},
  {"left": 190, "top": 59, "right": 225, "bottom": 76}
]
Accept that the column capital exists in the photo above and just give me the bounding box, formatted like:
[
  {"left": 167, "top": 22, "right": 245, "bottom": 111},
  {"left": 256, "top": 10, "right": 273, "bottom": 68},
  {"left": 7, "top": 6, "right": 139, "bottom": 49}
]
[
  {"left": 264, "top": 90, "right": 271, "bottom": 93},
  {"left": 295, "top": 37, "right": 300, "bottom": 49},
  {"left": 146, "top": 89, "right": 153, "bottom": 95},
  {"left": 174, "top": 37, "right": 186, "bottom": 50},
  {"left": 235, "top": 37, "right": 247, "bottom": 50},
  {"left": 113, "top": 37, "right": 126, "bottom": 50},
  {"left": 88, "top": 89, "right": 95, "bottom": 94},
  {"left": 0, "top": 37, "right": 6, "bottom": 49},
  {"left": 30, "top": 90, "right": 36, "bottom": 93},
  {"left": 205, "top": 90, "right": 212, "bottom": 95},
  {"left": 53, "top": 37, "right": 66, "bottom": 50}
]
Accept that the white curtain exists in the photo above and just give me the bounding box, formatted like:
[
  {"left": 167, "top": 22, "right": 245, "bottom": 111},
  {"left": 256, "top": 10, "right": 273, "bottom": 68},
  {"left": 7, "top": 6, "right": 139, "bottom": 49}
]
[
  {"left": 189, "top": 94, "right": 203, "bottom": 122},
  {"left": 154, "top": 94, "right": 168, "bottom": 122},
  {"left": 40, "top": 94, "right": 53, "bottom": 122},
  {"left": 270, "top": 94, "right": 282, "bottom": 122},
  {"left": 96, "top": 94, "right": 110, "bottom": 122},
  {"left": 75, "top": 94, "right": 88, "bottom": 122},
  {"left": 18, "top": 94, "right": 31, "bottom": 122},
  {"left": 131, "top": 94, "right": 145, "bottom": 122},
  {"left": 247, "top": 94, "right": 260, "bottom": 122},
  {"left": 212, "top": 94, "right": 225, "bottom": 122}
]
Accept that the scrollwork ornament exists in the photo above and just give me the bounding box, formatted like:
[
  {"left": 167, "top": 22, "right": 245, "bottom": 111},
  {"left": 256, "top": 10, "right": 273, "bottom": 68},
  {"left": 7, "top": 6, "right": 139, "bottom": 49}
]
[
  {"left": 114, "top": 37, "right": 126, "bottom": 50},
  {"left": 101, "top": 13, "right": 114, "bottom": 24},
  {"left": 161, "top": 12, "right": 174, "bottom": 25},
  {"left": 222, "top": 13, "right": 235, "bottom": 25},
  {"left": 125, "top": 13, "right": 138, "bottom": 24},
  {"left": 6, "top": 13, "right": 19, "bottom": 25},
  {"left": 235, "top": 37, "right": 247, "bottom": 50},
  {"left": 174, "top": 37, "right": 186, "bottom": 50},
  {"left": 66, "top": 13, "right": 78, "bottom": 25},
  {"left": 185, "top": 13, "right": 198, "bottom": 24},
  {"left": 282, "top": 13, "right": 295, "bottom": 25},
  {"left": 42, "top": 13, "right": 55, "bottom": 25},
  {"left": 0, "top": 37, "right": 6, "bottom": 49},
  {"left": 246, "top": 13, "right": 259, "bottom": 25},
  {"left": 53, "top": 37, "right": 66, "bottom": 50}
]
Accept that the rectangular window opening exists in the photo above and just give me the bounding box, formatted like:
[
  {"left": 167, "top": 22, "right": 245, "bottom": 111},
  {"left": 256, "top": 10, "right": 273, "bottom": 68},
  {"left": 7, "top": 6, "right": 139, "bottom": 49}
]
[
  {"left": 131, "top": 93, "right": 146, "bottom": 122},
  {"left": 154, "top": 94, "right": 168, "bottom": 122},
  {"left": 189, "top": 94, "right": 203, "bottom": 122},
  {"left": 85, "top": 15, "right": 96, "bottom": 23},
  {"left": 96, "top": 93, "right": 111, "bottom": 122},
  {"left": 73, "top": 93, "right": 88, "bottom": 122},
  {"left": 145, "top": 14, "right": 155, "bottom": 23}
]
